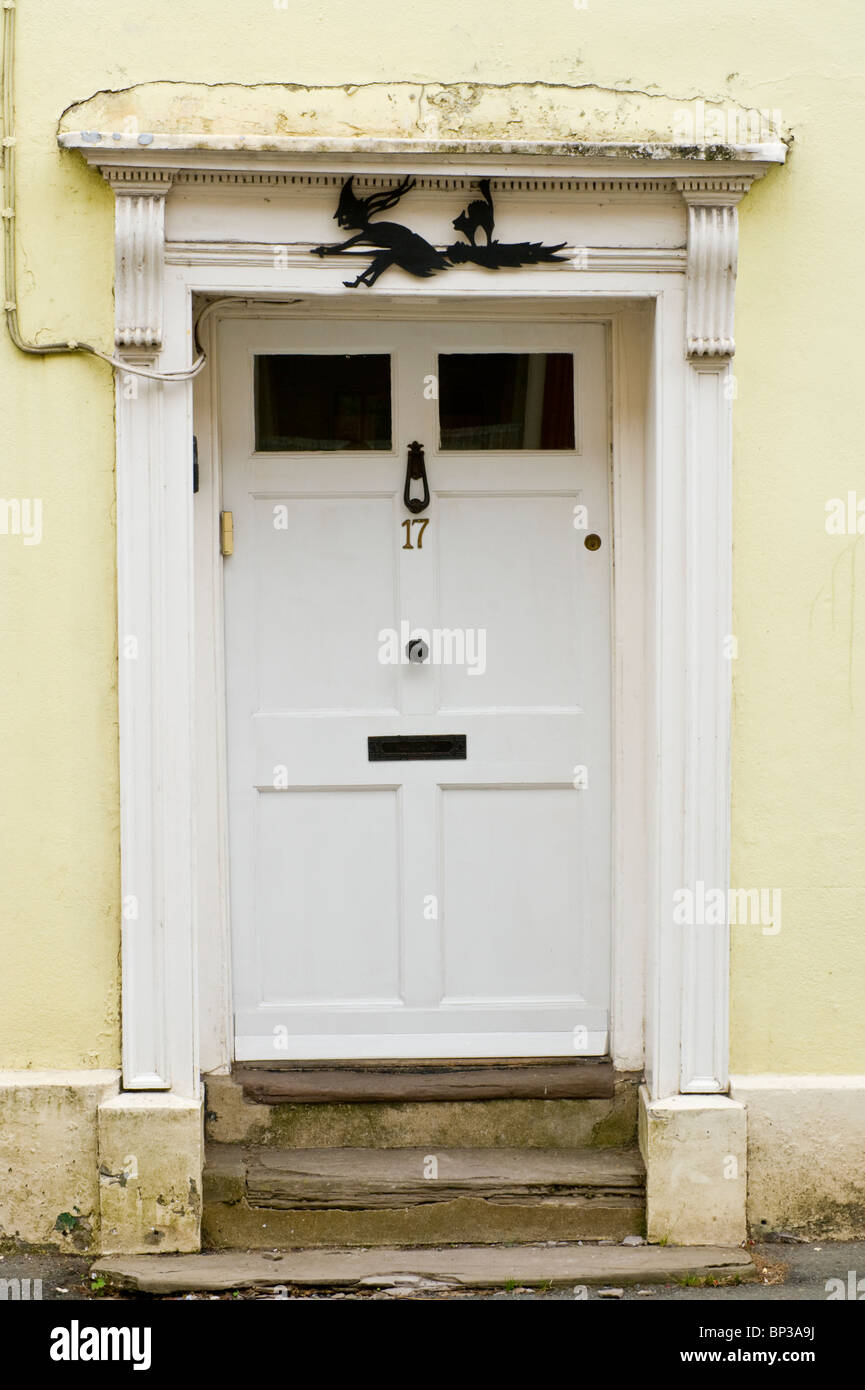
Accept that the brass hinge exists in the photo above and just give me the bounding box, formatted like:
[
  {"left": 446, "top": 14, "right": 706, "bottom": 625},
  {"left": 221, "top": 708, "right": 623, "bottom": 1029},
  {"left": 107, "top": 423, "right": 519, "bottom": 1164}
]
[{"left": 220, "top": 510, "right": 234, "bottom": 556}]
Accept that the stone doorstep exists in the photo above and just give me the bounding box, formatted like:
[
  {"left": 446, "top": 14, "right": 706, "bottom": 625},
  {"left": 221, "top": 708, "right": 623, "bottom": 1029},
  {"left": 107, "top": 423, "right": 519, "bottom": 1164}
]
[
  {"left": 234, "top": 1059, "right": 618, "bottom": 1104},
  {"left": 203, "top": 1072, "right": 640, "bottom": 1152},
  {"left": 209, "top": 1143, "right": 646, "bottom": 1209},
  {"left": 203, "top": 1143, "right": 646, "bottom": 1244},
  {"left": 92, "top": 1244, "right": 757, "bottom": 1295}
]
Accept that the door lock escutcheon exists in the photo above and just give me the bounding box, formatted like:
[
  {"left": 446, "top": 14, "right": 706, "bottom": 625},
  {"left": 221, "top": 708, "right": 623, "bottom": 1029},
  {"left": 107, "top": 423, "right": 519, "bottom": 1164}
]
[
  {"left": 406, "top": 637, "right": 429, "bottom": 663},
  {"left": 403, "top": 441, "right": 430, "bottom": 514}
]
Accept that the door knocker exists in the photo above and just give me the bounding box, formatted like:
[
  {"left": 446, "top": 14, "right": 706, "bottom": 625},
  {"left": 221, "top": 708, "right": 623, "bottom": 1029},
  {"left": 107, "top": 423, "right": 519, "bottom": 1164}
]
[{"left": 404, "top": 441, "right": 430, "bottom": 514}]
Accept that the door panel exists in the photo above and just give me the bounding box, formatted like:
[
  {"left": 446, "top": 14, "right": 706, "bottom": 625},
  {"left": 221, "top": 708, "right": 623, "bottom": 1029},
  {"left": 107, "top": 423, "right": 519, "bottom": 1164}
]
[
  {"left": 440, "top": 787, "right": 587, "bottom": 1000},
  {"left": 256, "top": 788, "right": 402, "bottom": 1004},
  {"left": 252, "top": 494, "right": 398, "bottom": 711},
  {"left": 436, "top": 494, "right": 583, "bottom": 708},
  {"left": 221, "top": 316, "right": 612, "bottom": 1060}
]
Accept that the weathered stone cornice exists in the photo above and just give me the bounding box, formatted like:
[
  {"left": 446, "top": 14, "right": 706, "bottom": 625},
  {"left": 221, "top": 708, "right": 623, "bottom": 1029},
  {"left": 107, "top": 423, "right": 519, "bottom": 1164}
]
[{"left": 61, "top": 132, "right": 785, "bottom": 182}]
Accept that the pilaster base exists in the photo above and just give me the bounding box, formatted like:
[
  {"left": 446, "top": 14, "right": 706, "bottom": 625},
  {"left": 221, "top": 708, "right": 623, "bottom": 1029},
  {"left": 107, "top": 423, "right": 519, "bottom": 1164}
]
[
  {"left": 97, "top": 1093, "right": 203, "bottom": 1255},
  {"left": 639, "top": 1085, "right": 747, "bottom": 1246}
]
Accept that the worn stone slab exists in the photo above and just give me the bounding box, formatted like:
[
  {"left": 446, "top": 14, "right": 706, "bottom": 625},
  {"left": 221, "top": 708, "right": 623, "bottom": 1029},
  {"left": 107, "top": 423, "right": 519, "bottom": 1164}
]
[
  {"left": 92, "top": 1243, "right": 756, "bottom": 1294},
  {"left": 203, "top": 1072, "right": 639, "bottom": 1151},
  {"left": 203, "top": 1192, "right": 645, "bottom": 1248},
  {"left": 203, "top": 1142, "right": 646, "bottom": 1244},
  {"left": 236, "top": 1060, "right": 616, "bottom": 1104},
  {"left": 244, "top": 1145, "right": 645, "bottom": 1210}
]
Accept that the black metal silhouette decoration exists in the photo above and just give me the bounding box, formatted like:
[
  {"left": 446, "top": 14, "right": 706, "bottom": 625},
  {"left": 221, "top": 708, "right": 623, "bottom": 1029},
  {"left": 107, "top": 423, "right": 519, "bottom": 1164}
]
[
  {"left": 452, "top": 179, "right": 496, "bottom": 245},
  {"left": 312, "top": 177, "right": 568, "bottom": 287}
]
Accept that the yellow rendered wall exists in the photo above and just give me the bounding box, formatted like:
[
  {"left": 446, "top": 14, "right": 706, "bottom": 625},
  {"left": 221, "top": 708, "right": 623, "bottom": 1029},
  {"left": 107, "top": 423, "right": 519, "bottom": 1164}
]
[{"left": 1, "top": 0, "right": 862, "bottom": 1071}]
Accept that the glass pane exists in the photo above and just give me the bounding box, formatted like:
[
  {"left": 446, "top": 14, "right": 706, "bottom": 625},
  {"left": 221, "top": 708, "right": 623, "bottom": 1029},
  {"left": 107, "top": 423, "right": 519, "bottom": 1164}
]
[
  {"left": 255, "top": 354, "right": 392, "bottom": 451},
  {"left": 438, "top": 353, "right": 575, "bottom": 450}
]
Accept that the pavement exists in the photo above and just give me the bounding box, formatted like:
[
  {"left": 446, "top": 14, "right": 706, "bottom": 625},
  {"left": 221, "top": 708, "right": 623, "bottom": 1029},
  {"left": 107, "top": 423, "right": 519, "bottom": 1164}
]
[{"left": 2, "top": 1239, "right": 864, "bottom": 1300}]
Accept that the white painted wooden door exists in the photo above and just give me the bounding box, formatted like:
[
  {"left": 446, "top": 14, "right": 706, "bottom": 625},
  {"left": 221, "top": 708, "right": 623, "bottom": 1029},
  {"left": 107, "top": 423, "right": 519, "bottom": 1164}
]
[{"left": 221, "top": 317, "right": 611, "bottom": 1060}]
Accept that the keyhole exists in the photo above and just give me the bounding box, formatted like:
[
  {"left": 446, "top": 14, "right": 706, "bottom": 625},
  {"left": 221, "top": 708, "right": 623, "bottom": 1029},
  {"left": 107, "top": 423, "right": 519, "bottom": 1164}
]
[{"left": 407, "top": 638, "right": 429, "bottom": 664}]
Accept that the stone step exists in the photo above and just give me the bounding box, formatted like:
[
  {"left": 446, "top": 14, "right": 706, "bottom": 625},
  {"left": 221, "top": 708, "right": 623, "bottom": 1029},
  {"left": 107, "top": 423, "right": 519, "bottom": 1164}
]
[
  {"left": 203, "top": 1144, "right": 646, "bottom": 1248},
  {"left": 244, "top": 1144, "right": 645, "bottom": 1208},
  {"left": 204, "top": 1071, "right": 639, "bottom": 1150},
  {"left": 93, "top": 1243, "right": 757, "bottom": 1294},
  {"left": 235, "top": 1058, "right": 615, "bottom": 1104}
]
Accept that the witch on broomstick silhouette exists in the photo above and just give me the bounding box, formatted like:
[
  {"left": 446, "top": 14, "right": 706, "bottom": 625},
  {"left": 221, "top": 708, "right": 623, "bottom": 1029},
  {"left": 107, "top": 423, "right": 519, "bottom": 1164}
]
[{"left": 312, "top": 176, "right": 568, "bottom": 287}]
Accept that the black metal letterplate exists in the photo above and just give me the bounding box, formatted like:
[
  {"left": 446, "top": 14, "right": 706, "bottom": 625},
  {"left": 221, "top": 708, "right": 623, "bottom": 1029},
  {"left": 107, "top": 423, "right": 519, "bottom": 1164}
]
[{"left": 368, "top": 734, "right": 467, "bottom": 762}]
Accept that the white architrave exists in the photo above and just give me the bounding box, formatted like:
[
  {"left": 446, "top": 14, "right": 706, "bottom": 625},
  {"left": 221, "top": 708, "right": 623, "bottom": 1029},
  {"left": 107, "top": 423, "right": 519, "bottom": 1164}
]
[
  {"left": 115, "top": 355, "right": 168, "bottom": 1088},
  {"left": 109, "top": 166, "right": 199, "bottom": 1095},
  {"left": 64, "top": 136, "right": 784, "bottom": 1102},
  {"left": 675, "top": 177, "right": 748, "bottom": 1094}
]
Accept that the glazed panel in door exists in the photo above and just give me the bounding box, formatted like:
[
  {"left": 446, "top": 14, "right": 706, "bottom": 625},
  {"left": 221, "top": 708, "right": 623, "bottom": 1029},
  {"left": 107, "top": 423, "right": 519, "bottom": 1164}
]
[{"left": 220, "top": 317, "right": 611, "bottom": 1059}]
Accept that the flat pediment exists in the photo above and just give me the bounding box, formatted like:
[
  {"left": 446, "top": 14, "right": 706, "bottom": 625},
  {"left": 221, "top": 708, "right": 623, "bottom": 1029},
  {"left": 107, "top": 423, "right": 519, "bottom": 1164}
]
[{"left": 58, "top": 79, "right": 787, "bottom": 183}]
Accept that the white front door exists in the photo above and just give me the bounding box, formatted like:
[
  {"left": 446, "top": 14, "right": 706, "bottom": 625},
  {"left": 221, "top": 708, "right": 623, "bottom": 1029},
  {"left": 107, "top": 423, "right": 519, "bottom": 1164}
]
[{"left": 221, "top": 316, "right": 612, "bottom": 1060}]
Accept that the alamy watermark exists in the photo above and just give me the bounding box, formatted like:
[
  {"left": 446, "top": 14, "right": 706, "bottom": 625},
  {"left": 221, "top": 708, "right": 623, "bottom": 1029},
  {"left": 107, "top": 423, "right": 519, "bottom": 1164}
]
[
  {"left": 825, "top": 493, "right": 865, "bottom": 534},
  {"left": 0, "top": 1277, "right": 42, "bottom": 1300},
  {"left": 0, "top": 497, "right": 42, "bottom": 545},
  {"left": 826, "top": 1271, "right": 865, "bottom": 1299},
  {"left": 50, "top": 1321, "right": 151, "bottom": 1370},
  {"left": 673, "top": 100, "right": 782, "bottom": 146},
  {"left": 378, "top": 621, "right": 487, "bottom": 675},
  {"left": 673, "top": 880, "right": 781, "bottom": 935}
]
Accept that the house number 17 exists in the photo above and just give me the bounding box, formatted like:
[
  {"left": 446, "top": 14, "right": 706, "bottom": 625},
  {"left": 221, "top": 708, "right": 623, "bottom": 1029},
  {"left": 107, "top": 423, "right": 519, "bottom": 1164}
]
[{"left": 401, "top": 518, "right": 429, "bottom": 549}]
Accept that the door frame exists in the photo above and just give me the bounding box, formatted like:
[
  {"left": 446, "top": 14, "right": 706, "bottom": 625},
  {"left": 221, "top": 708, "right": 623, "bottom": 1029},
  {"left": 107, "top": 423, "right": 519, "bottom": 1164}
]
[{"left": 64, "top": 137, "right": 785, "bottom": 1101}]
